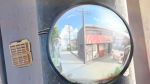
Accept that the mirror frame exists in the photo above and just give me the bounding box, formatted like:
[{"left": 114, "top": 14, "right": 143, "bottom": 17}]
[{"left": 47, "top": 2, "right": 134, "bottom": 84}]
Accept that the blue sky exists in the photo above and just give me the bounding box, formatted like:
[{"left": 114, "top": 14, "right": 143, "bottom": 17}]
[{"left": 55, "top": 5, "right": 127, "bottom": 33}]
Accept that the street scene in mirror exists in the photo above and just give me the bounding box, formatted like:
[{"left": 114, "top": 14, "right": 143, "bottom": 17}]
[{"left": 49, "top": 5, "right": 131, "bottom": 83}]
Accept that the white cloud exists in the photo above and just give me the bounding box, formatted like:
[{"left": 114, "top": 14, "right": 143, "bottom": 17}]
[
  {"left": 67, "top": 14, "right": 76, "bottom": 18},
  {"left": 93, "top": 17, "right": 100, "bottom": 22},
  {"left": 60, "top": 25, "right": 78, "bottom": 50},
  {"left": 95, "top": 8, "right": 128, "bottom": 33}
]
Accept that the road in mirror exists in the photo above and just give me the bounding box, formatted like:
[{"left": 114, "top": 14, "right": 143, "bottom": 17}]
[{"left": 49, "top": 4, "right": 131, "bottom": 84}]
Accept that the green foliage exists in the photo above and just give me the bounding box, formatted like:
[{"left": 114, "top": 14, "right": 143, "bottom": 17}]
[
  {"left": 50, "top": 25, "right": 60, "bottom": 65},
  {"left": 114, "top": 67, "right": 121, "bottom": 75},
  {"left": 51, "top": 25, "right": 59, "bottom": 43},
  {"left": 107, "top": 67, "right": 122, "bottom": 79},
  {"left": 50, "top": 25, "right": 59, "bottom": 57}
]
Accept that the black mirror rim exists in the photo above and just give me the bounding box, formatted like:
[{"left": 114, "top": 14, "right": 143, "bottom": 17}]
[{"left": 47, "top": 2, "right": 134, "bottom": 84}]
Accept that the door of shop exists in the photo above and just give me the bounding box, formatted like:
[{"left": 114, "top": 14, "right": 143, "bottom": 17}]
[
  {"left": 92, "top": 44, "right": 98, "bottom": 59},
  {"left": 86, "top": 45, "right": 93, "bottom": 61},
  {"left": 98, "top": 44, "right": 105, "bottom": 57},
  {"left": 86, "top": 44, "right": 99, "bottom": 61}
]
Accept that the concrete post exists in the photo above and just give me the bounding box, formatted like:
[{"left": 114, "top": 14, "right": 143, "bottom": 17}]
[
  {"left": 114, "top": 1, "right": 136, "bottom": 84},
  {"left": 139, "top": 0, "right": 150, "bottom": 71}
]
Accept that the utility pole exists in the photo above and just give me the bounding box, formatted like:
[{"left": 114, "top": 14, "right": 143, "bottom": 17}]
[
  {"left": 80, "top": 8, "right": 90, "bottom": 29},
  {"left": 78, "top": 8, "right": 90, "bottom": 63},
  {"left": 68, "top": 25, "right": 71, "bottom": 51}
]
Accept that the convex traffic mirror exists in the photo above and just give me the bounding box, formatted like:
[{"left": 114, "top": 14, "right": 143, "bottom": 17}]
[{"left": 48, "top": 4, "right": 133, "bottom": 84}]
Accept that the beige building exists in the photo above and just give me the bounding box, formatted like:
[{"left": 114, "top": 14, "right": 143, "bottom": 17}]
[{"left": 77, "top": 25, "right": 113, "bottom": 63}]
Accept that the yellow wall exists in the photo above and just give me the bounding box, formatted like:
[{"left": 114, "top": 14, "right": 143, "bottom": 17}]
[{"left": 139, "top": 0, "right": 150, "bottom": 70}]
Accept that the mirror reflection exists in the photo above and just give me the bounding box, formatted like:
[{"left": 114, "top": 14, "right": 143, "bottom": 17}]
[{"left": 49, "top": 5, "right": 131, "bottom": 84}]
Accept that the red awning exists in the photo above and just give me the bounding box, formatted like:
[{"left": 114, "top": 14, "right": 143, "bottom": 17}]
[{"left": 86, "top": 35, "right": 113, "bottom": 44}]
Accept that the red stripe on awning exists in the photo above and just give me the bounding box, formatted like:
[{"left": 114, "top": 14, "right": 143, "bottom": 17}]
[{"left": 86, "top": 35, "right": 113, "bottom": 44}]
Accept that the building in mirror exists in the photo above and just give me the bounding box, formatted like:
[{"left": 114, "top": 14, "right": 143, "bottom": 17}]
[{"left": 48, "top": 4, "right": 132, "bottom": 84}]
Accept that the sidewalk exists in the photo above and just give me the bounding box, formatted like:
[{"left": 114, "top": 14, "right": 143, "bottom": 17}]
[
  {"left": 60, "top": 51, "right": 122, "bottom": 83},
  {"left": 60, "top": 51, "right": 84, "bottom": 74}
]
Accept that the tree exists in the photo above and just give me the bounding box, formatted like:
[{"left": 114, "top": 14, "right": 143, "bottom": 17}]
[
  {"left": 50, "top": 25, "right": 59, "bottom": 58},
  {"left": 50, "top": 25, "right": 62, "bottom": 71},
  {"left": 51, "top": 25, "right": 59, "bottom": 43}
]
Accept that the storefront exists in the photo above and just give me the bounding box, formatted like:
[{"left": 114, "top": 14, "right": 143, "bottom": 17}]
[
  {"left": 86, "top": 35, "right": 113, "bottom": 62},
  {"left": 77, "top": 25, "right": 113, "bottom": 63}
]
